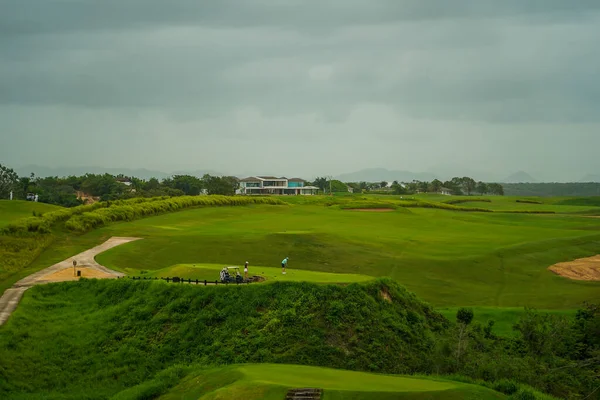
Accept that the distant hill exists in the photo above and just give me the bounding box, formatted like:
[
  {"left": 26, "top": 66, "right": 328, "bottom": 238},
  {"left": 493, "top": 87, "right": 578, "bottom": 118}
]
[
  {"left": 336, "top": 168, "right": 438, "bottom": 183},
  {"left": 502, "top": 171, "right": 538, "bottom": 183},
  {"left": 580, "top": 174, "right": 600, "bottom": 183}
]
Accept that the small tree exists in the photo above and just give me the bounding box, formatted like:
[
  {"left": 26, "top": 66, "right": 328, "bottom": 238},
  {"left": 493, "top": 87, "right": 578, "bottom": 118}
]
[
  {"left": 476, "top": 181, "right": 488, "bottom": 196},
  {"left": 0, "top": 163, "right": 19, "bottom": 198},
  {"left": 455, "top": 308, "right": 474, "bottom": 366},
  {"left": 461, "top": 177, "right": 476, "bottom": 196}
]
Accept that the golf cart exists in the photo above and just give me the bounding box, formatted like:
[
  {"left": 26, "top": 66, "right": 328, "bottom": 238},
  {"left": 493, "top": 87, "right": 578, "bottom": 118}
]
[{"left": 219, "top": 266, "right": 244, "bottom": 283}]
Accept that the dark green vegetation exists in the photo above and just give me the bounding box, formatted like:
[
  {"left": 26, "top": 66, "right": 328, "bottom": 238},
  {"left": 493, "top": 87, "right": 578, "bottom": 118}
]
[
  {"left": 0, "top": 162, "right": 242, "bottom": 207},
  {"left": 1, "top": 279, "right": 596, "bottom": 399},
  {"left": 503, "top": 183, "right": 600, "bottom": 197}
]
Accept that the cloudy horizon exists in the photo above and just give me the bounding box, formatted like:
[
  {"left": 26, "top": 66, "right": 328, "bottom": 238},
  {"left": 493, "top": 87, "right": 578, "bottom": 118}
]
[{"left": 1, "top": 1, "right": 599, "bottom": 182}]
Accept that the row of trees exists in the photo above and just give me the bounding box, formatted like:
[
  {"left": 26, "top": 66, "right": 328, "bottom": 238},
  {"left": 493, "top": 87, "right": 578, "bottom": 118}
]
[
  {"left": 0, "top": 163, "right": 240, "bottom": 207},
  {"left": 311, "top": 175, "right": 504, "bottom": 196}
]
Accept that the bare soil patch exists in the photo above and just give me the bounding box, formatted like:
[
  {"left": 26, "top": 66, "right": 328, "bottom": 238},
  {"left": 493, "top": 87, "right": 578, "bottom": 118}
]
[
  {"left": 548, "top": 255, "right": 600, "bottom": 281},
  {"left": 380, "top": 288, "right": 392, "bottom": 303},
  {"left": 43, "top": 267, "right": 115, "bottom": 281},
  {"left": 349, "top": 208, "right": 395, "bottom": 212}
]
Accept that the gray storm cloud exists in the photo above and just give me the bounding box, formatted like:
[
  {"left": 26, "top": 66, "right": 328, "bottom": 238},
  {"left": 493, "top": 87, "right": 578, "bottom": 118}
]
[{"left": 1, "top": 0, "right": 599, "bottom": 181}]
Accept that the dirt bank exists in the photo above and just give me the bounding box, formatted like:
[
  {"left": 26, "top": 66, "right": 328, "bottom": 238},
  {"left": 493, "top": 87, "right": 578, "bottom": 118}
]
[{"left": 548, "top": 255, "right": 600, "bottom": 281}]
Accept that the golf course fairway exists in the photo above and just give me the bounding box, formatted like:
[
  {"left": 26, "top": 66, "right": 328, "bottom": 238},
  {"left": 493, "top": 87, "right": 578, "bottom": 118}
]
[{"left": 157, "top": 364, "right": 506, "bottom": 399}]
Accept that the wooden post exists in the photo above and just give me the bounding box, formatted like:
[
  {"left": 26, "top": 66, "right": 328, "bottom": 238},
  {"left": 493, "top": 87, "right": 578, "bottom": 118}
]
[{"left": 72, "top": 260, "right": 77, "bottom": 276}]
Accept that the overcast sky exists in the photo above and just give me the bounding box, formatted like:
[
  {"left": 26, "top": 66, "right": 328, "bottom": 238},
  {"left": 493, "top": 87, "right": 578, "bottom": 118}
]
[{"left": 1, "top": 0, "right": 599, "bottom": 181}]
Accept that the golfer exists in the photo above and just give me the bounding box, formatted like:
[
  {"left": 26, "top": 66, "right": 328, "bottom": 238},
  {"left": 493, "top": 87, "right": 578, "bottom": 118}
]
[
  {"left": 244, "top": 261, "right": 249, "bottom": 280},
  {"left": 281, "top": 257, "right": 289, "bottom": 274}
]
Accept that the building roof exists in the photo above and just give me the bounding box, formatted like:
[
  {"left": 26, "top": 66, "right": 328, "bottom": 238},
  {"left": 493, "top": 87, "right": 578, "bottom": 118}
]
[
  {"left": 288, "top": 178, "right": 306, "bottom": 182},
  {"left": 258, "top": 176, "right": 287, "bottom": 180}
]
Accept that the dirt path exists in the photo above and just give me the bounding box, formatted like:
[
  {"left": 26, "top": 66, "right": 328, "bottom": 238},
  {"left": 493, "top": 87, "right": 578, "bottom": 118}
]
[
  {"left": 548, "top": 254, "right": 600, "bottom": 281},
  {"left": 0, "top": 237, "right": 141, "bottom": 326}
]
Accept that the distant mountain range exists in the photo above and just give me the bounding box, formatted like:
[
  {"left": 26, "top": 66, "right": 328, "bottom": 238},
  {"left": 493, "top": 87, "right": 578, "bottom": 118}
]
[
  {"left": 335, "top": 168, "right": 438, "bottom": 183},
  {"left": 501, "top": 171, "right": 538, "bottom": 183},
  {"left": 580, "top": 174, "right": 600, "bottom": 183}
]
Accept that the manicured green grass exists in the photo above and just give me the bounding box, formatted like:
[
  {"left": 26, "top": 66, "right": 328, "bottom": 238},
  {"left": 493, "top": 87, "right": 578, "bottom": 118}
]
[
  {"left": 0, "top": 200, "right": 61, "bottom": 227},
  {"left": 437, "top": 307, "right": 577, "bottom": 337},
  {"left": 158, "top": 364, "right": 506, "bottom": 400},
  {"left": 131, "top": 263, "right": 373, "bottom": 284},
  {"left": 94, "top": 204, "right": 600, "bottom": 308}
]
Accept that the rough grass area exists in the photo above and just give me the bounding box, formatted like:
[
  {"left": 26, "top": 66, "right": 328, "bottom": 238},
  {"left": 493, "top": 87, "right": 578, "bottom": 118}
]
[
  {"left": 0, "top": 200, "right": 61, "bottom": 227},
  {"left": 155, "top": 364, "right": 507, "bottom": 400},
  {"left": 131, "top": 263, "right": 373, "bottom": 283}
]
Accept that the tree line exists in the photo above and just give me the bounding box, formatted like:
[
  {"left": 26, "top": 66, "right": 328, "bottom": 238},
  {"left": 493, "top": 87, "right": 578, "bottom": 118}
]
[
  {"left": 311, "top": 176, "right": 504, "bottom": 196},
  {"left": 0, "top": 163, "right": 240, "bottom": 207}
]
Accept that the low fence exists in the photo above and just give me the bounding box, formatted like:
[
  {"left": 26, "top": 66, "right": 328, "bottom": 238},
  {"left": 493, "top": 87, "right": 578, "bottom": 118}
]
[{"left": 121, "top": 276, "right": 250, "bottom": 286}]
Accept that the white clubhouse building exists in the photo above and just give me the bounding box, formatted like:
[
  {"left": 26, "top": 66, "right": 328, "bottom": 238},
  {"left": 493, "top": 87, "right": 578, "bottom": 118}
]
[{"left": 239, "top": 176, "right": 319, "bottom": 195}]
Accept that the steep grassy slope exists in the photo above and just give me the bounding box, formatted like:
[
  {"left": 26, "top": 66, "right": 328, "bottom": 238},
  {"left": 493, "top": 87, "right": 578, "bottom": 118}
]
[
  {"left": 0, "top": 200, "right": 61, "bottom": 227},
  {"left": 0, "top": 279, "right": 448, "bottom": 399},
  {"left": 151, "top": 364, "right": 506, "bottom": 400}
]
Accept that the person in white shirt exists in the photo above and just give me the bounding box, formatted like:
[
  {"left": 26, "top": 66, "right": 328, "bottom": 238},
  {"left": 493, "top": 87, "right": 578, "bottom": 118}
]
[{"left": 244, "top": 261, "right": 249, "bottom": 280}]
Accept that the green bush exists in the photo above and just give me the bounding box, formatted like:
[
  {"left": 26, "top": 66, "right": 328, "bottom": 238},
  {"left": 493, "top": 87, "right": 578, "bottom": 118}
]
[
  {"left": 510, "top": 389, "right": 536, "bottom": 400},
  {"left": 494, "top": 379, "right": 519, "bottom": 395}
]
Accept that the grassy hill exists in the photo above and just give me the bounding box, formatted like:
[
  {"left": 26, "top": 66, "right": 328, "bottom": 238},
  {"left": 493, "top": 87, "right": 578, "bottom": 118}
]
[
  {"left": 0, "top": 279, "right": 449, "bottom": 399},
  {"left": 151, "top": 364, "right": 506, "bottom": 400},
  {"left": 2, "top": 278, "right": 587, "bottom": 399},
  {"left": 0, "top": 200, "right": 61, "bottom": 227}
]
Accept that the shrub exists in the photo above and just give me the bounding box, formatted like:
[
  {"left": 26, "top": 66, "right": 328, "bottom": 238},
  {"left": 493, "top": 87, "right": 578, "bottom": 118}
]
[
  {"left": 510, "top": 389, "right": 536, "bottom": 400},
  {"left": 494, "top": 379, "right": 519, "bottom": 395}
]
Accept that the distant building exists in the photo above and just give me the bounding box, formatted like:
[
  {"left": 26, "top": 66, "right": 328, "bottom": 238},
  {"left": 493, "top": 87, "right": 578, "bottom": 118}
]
[
  {"left": 116, "top": 178, "right": 132, "bottom": 187},
  {"left": 239, "top": 176, "right": 319, "bottom": 195},
  {"left": 440, "top": 187, "right": 453, "bottom": 196}
]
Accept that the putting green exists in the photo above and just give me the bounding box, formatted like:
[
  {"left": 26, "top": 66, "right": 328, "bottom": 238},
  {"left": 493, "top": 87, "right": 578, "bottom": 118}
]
[
  {"left": 137, "top": 263, "right": 373, "bottom": 283},
  {"left": 159, "top": 364, "right": 506, "bottom": 399}
]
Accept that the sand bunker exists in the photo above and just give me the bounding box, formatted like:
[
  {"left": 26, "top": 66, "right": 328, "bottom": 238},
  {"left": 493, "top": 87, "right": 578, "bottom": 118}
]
[
  {"left": 42, "top": 267, "right": 115, "bottom": 282},
  {"left": 548, "top": 255, "right": 600, "bottom": 281},
  {"left": 349, "top": 208, "right": 395, "bottom": 212}
]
